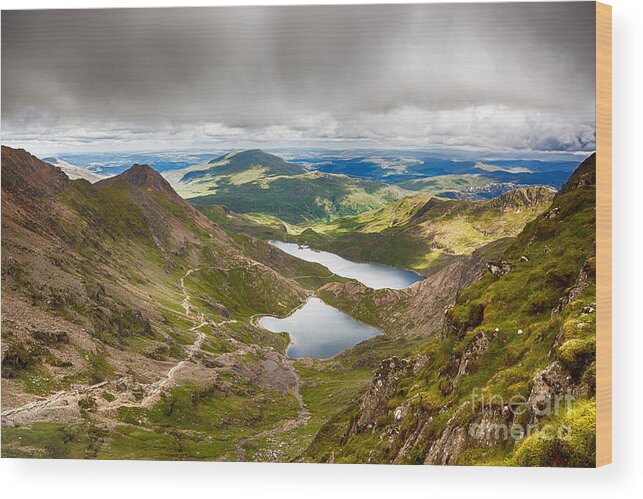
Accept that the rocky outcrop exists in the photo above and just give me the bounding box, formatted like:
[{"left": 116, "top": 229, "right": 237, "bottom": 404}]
[
  {"left": 1, "top": 343, "right": 31, "bottom": 378},
  {"left": 31, "top": 330, "right": 70, "bottom": 346},
  {"left": 424, "top": 402, "right": 514, "bottom": 465},
  {"left": 558, "top": 153, "right": 596, "bottom": 195},
  {"left": 423, "top": 409, "right": 469, "bottom": 464},
  {"left": 350, "top": 356, "right": 414, "bottom": 434},
  {"left": 442, "top": 330, "right": 495, "bottom": 391},
  {"left": 486, "top": 260, "right": 512, "bottom": 276},
  {"left": 555, "top": 253, "right": 595, "bottom": 314},
  {"left": 525, "top": 362, "right": 573, "bottom": 423}
]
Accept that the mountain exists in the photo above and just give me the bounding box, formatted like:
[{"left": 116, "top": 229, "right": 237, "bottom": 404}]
[
  {"left": 97, "top": 163, "right": 188, "bottom": 207},
  {"left": 3, "top": 147, "right": 70, "bottom": 200},
  {"left": 1, "top": 146, "right": 343, "bottom": 459},
  {"left": 281, "top": 186, "right": 556, "bottom": 274},
  {"left": 182, "top": 149, "right": 307, "bottom": 182},
  {"left": 559, "top": 154, "right": 596, "bottom": 194},
  {"left": 42, "top": 157, "right": 107, "bottom": 183},
  {"left": 163, "top": 149, "right": 306, "bottom": 194},
  {"left": 303, "top": 154, "right": 597, "bottom": 466},
  {"left": 164, "top": 149, "right": 409, "bottom": 224}
]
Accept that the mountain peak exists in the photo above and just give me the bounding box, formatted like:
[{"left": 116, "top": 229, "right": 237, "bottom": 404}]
[
  {"left": 183, "top": 149, "right": 305, "bottom": 183},
  {"left": 95, "top": 161, "right": 214, "bottom": 232},
  {"left": 127, "top": 163, "right": 160, "bottom": 177},
  {"left": 96, "top": 162, "right": 194, "bottom": 209},
  {"left": 98, "top": 163, "right": 171, "bottom": 192},
  {"left": 210, "top": 149, "right": 283, "bottom": 165}
]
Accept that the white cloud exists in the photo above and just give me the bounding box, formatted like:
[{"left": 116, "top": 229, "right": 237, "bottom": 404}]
[{"left": 1, "top": 104, "right": 594, "bottom": 156}]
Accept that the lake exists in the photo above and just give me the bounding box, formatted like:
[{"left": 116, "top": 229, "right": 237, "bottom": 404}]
[
  {"left": 269, "top": 240, "right": 424, "bottom": 290},
  {"left": 258, "top": 298, "right": 381, "bottom": 359}
]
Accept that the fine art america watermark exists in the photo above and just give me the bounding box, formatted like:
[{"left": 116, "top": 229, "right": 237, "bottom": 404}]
[{"left": 467, "top": 388, "right": 574, "bottom": 442}]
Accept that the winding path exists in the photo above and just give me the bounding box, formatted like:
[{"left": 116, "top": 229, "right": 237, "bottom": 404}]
[
  {"left": 3, "top": 265, "right": 310, "bottom": 462},
  {"left": 1, "top": 268, "right": 209, "bottom": 425},
  {"left": 139, "top": 269, "right": 211, "bottom": 406}
]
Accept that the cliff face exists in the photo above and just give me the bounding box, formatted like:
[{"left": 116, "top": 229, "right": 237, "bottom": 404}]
[{"left": 305, "top": 154, "right": 597, "bottom": 467}]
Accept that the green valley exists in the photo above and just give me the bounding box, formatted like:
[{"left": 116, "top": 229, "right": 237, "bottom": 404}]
[
  {"left": 217, "top": 185, "right": 555, "bottom": 275},
  {"left": 1, "top": 2, "right": 603, "bottom": 473},
  {"left": 1, "top": 147, "right": 597, "bottom": 467}
]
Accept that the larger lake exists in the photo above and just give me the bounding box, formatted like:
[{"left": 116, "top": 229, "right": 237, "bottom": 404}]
[
  {"left": 269, "top": 240, "right": 424, "bottom": 290},
  {"left": 259, "top": 298, "right": 381, "bottom": 359}
]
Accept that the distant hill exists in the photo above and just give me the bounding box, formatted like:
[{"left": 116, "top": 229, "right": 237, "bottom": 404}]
[
  {"left": 164, "top": 149, "right": 409, "bottom": 224},
  {"left": 42, "top": 157, "right": 107, "bottom": 183},
  {"left": 163, "top": 149, "right": 305, "bottom": 190},
  {"left": 299, "top": 153, "right": 578, "bottom": 197},
  {"left": 182, "top": 149, "right": 306, "bottom": 182}
]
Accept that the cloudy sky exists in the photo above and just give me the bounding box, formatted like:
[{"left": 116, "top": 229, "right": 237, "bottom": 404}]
[{"left": 2, "top": 3, "right": 596, "bottom": 155}]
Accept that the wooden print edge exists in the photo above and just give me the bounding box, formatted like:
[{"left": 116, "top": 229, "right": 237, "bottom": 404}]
[{"left": 595, "top": 1, "right": 612, "bottom": 468}]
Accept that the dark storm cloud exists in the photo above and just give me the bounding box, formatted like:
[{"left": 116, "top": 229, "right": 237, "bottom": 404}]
[{"left": 1, "top": 3, "right": 596, "bottom": 153}]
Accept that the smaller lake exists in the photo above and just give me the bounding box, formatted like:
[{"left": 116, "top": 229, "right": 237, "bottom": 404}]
[
  {"left": 258, "top": 298, "right": 381, "bottom": 359},
  {"left": 269, "top": 240, "right": 424, "bottom": 290}
]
